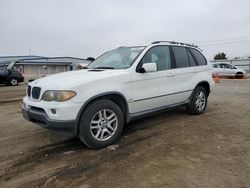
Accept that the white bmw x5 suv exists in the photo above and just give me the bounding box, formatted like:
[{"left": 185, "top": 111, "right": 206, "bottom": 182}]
[{"left": 22, "top": 41, "right": 214, "bottom": 148}]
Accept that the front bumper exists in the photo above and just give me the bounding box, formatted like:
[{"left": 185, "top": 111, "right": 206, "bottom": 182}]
[
  {"left": 20, "top": 76, "right": 24, "bottom": 83},
  {"left": 22, "top": 103, "right": 77, "bottom": 136}
]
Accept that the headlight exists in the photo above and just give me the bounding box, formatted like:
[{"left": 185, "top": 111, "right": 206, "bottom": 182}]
[{"left": 42, "top": 90, "right": 76, "bottom": 102}]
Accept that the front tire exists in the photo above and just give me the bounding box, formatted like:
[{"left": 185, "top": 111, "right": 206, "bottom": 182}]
[
  {"left": 8, "top": 78, "right": 19, "bottom": 86},
  {"left": 186, "top": 86, "right": 207, "bottom": 115},
  {"left": 235, "top": 72, "right": 244, "bottom": 79},
  {"left": 78, "top": 99, "right": 124, "bottom": 149}
]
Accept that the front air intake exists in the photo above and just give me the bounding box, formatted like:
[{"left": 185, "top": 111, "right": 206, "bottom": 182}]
[
  {"left": 27, "top": 85, "right": 31, "bottom": 97},
  {"left": 32, "top": 87, "right": 41, "bottom": 99}
]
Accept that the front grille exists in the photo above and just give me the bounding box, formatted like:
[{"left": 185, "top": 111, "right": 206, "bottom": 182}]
[
  {"left": 32, "top": 87, "right": 41, "bottom": 99},
  {"left": 27, "top": 85, "right": 31, "bottom": 97}
]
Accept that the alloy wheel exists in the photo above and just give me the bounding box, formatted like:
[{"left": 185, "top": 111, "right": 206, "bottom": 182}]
[
  {"left": 195, "top": 91, "right": 206, "bottom": 111},
  {"left": 90, "top": 109, "right": 118, "bottom": 141}
]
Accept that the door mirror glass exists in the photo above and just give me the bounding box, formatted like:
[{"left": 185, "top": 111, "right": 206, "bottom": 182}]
[{"left": 141, "top": 63, "right": 157, "bottom": 73}]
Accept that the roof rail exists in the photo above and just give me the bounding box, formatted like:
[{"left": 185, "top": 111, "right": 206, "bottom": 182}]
[{"left": 152, "top": 41, "right": 198, "bottom": 48}]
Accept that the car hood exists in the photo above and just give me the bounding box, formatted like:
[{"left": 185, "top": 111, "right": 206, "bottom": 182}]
[{"left": 29, "top": 69, "right": 128, "bottom": 89}]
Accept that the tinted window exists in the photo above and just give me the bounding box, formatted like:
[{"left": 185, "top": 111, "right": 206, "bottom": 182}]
[
  {"left": 141, "top": 46, "right": 172, "bottom": 71},
  {"left": 221, "top": 64, "right": 234, "bottom": 69},
  {"left": 190, "top": 49, "right": 207, "bottom": 66},
  {"left": 172, "top": 46, "right": 190, "bottom": 68},
  {"left": 187, "top": 50, "right": 196, "bottom": 67},
  {"left": 0, "top": 68, "right": 8, "bottom": 74},
  {"left": 212, "top": 64, "right": 218, "bottom": 68}
]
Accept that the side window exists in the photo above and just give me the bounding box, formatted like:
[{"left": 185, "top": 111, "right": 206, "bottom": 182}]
[
  {"left": 189, "top": 48, "right": 207, "bottom": 66},
  {"left": 224, "top": 64, "right": 233, "bottom": 69},
  {"left": 220, "top": 64, "right": 225, "bottom": 68},
  {"left": 172, "top": 46, "right": 190, "bottom": 68},
  {"left": 141, "top": 46, "right": 172, "bottom": 71},
  {"left": 187, "top": 50, "right": 197, "bottom": 67},
  {"left": 0, "top": 68, "right": 8, "bottom": 75},
  {"left": 212, "top": 64, "right": 218, "bottom": 68}
]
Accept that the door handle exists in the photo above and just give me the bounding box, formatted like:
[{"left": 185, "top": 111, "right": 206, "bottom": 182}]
[{"left": 167, "top": 72, "right": 175, "bottom": 77}]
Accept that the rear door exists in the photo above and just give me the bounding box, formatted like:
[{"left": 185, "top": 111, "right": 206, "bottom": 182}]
[{"left": 170, "top": 46, "right": 195, "bottom": 103}]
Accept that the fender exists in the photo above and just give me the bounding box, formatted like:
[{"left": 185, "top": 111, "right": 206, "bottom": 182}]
[{"left": 73, "top": 91, "right": 129, "bottom": 135}]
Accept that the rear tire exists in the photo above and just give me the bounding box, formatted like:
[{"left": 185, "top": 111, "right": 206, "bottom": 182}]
[
  {"left": 186, "top": 86, "right": 207, "bottom": 115},
  {"left": 78, "top": 99, "right": 124, "bottom": 149}
]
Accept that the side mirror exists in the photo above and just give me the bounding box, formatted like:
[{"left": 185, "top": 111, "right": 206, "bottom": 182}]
[{"left": 140, "top": 63, "right": 157, "bottom": 73}]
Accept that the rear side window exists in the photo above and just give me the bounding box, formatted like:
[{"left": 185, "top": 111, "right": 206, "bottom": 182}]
[
  {"left": 187, "top": 50, "right": 197, "bottom": 67},
  {"left": 172, "top": 46, "right": 190, "bottom": 68},
  {"left": 189, "top": 48, "right": 207, "bottom": 66}
]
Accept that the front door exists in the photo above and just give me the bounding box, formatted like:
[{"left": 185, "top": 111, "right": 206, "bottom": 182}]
[
  {"left": 0, "top": 68, "right": 9, "bottom": 83},
  {"left": 130, "top": 46, "right": 175, "bottom": 114}
]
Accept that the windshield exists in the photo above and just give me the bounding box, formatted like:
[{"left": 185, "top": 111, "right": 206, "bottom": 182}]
[
  {"left": 88, "top": 46, "right": 145, "bottom": 69},
  {"left": 7, "top": 60, "right": 16, "bottom": 69}
]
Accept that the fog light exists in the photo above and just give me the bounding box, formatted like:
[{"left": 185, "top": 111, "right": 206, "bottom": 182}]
[
  {"left": 51, "top": 109, "right": 56, "bottom": 114},
  {"left": 25, "top": 103, "right": 31, "bottom": 109}
]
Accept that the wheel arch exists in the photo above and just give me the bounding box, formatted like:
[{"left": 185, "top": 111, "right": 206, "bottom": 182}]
[
  {"left": 74, "top": 92, "right": 129, "bottom": 135},
  {"left": 236, "top": 71, "right": 243, "bottom": 74},
  {"left": 7, "top": 76, "right": 20, "bottom": 85},
  {"left": 195, "top": 81, "right": 210, "bottom": 97},
  {"left": 8, "top": 76, "right": 20, "bottom": 81},
  {"left": 235, "top": 71, "right": 244, "bottom": 78}
]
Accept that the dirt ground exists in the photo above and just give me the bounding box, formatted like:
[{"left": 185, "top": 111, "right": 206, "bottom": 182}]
[{"left": 0, "top": 80, "right": 250, "bottom": 188}]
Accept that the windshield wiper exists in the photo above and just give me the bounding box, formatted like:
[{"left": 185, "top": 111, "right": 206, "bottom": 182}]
[{"left": 92, "top": 66, "right": 114, "bottom": 69}]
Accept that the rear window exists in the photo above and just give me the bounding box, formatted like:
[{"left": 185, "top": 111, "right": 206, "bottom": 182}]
[
  {"left": 172, "top": 46, "right": 190, "bottom": 68},
  {"left": 189, "top": 48, "right": 207, "bottom": 66}
]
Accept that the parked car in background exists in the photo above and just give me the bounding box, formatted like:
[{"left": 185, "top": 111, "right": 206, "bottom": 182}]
[
  {"left": 0, "top": 61, "right": 24, "bottom": 86},
  {"left": 212, "top": 63, "right": 246, "bottom": 78},
  {"left": 22, "top": 41, "right": 214, "bottom": 149}
]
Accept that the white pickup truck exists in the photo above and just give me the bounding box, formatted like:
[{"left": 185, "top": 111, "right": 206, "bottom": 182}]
[{"left": 22, "top": 41, "right": 214, "bottom": 148}]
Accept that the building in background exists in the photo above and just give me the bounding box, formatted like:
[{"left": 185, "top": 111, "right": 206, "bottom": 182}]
[{"left": 0, "top": 56, "right": 91, "bottom": 78}]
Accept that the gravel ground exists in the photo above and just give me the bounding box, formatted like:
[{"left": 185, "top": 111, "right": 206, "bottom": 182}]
[{"left": 0, "top": 80, "right": 250, "bottom": 188}]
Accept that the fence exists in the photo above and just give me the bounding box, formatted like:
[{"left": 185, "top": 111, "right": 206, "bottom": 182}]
[{"left": 210, "top": 59, "right": 250, "bottom": 73}]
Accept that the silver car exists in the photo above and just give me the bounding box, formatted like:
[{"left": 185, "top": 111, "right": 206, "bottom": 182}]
[{"left": 212, "top": 63, "right": 246, "bottom": 78}]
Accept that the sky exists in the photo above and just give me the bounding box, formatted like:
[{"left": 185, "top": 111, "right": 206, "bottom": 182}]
[{"left": 0, "top": 0, "right": 250, "bottom": 60}]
